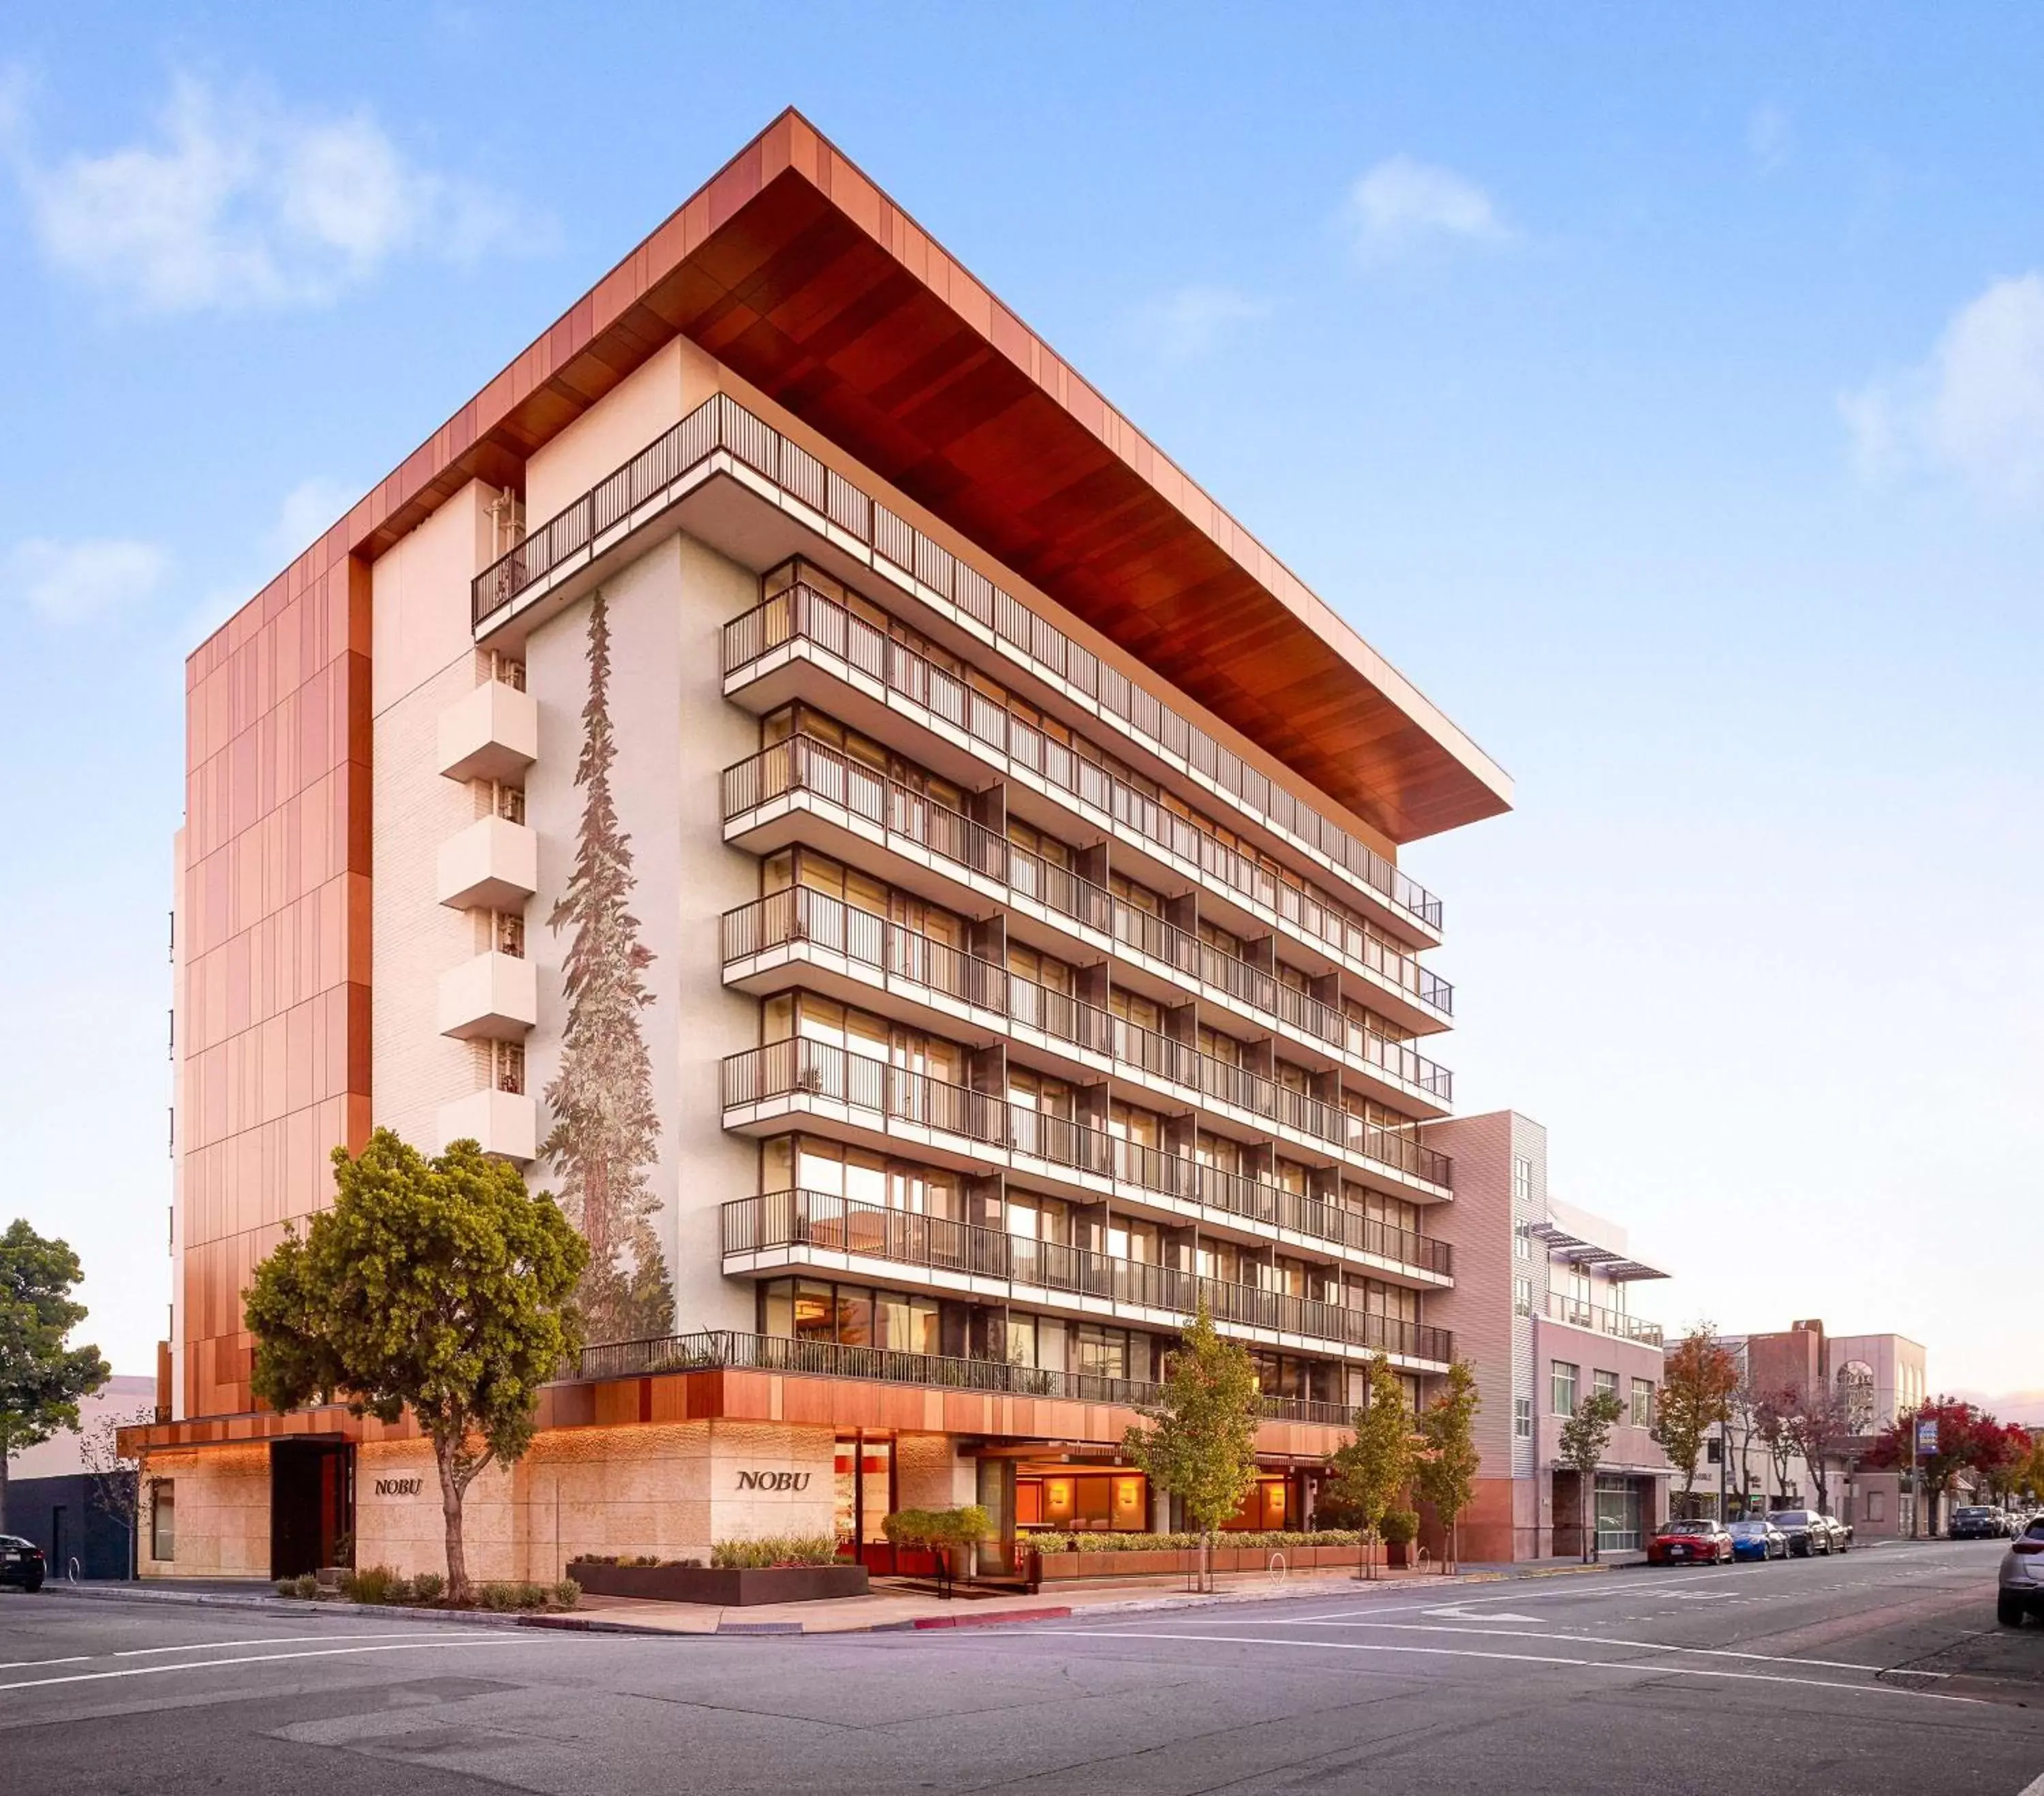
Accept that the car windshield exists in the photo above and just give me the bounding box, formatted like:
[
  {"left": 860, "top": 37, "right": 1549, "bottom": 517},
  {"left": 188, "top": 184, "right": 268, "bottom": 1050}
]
[
  {"left": 1728, "top": 1521, "right": 1767, "bottom": 1535},
  {"left": 1955, "top": 1507, "right": 1990, "bottom": 1519},
  {"left": 1769, "top": 1511, "right": 1810, "bottom": 1526},
  {"left": 1659, "top": 1521, "right": 1711, "bottom": 1534}
]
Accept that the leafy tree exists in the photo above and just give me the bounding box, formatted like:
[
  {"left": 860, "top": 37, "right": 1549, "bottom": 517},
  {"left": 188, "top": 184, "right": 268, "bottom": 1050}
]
[
  {"left": 82, "top": 1403, "right": 157, "bottom": 1579},
  {"left": 1324, "top": 1352, "right": 1414, "bottom": 1580},
  {"left": 1754, "top": 1386, "right": 1801, "bottom": 1503},
  {"left": 542, "top": 588, "right": 675, "bottom": 1346},
  {"left": 1781, "top": 1384, "right": 1858, "bottom": 1515},
  {"left": 1724, "top": 1377, "right": 1767, "bottom": 1516},
  {"left": 245, "top": 1130, "right": 588, "bottom": 1603},
  {"left": 0, "top": 1220, "right": 110, "bottom": 1533},
  {"left": 1864, "top": 1395, "right": 1995, "bottom": 1535},
  {"left": 2015, "top": 1432, "right": 2044, "bottom": 1505},
  {"left": 1414, "top": 1359, "right": 1482, "bottom": 1573},
  {"left": 1121, "top": 1305, "right": 1261, "bottom": 1593},
  {"left": 1652, "top": 1325, "right": 1740, "bottom": 1505},
  {"left": 1558, "top": 1389, "right": 1626, "bottom": 1562},
  {"left": 1977, "top": 1421, "right": 2035, "bottom": 1506}
]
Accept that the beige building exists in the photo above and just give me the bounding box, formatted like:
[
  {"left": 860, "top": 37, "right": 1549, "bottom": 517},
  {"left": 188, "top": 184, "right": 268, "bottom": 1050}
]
[{"left": 127, "top": 112, "right": 1519, "bottom": 1582}]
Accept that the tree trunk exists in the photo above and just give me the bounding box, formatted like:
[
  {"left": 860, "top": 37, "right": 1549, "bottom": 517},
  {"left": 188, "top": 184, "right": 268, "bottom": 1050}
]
[
  {"left": 435, "top": 1438, "right": 471, "bottom": 1603},
  {"left": 0, "top": 1447, "right": 10, "bottom": 1536},
  {"left": 1581, "top": 1476, "right": 1593, "bottom": 1564}
]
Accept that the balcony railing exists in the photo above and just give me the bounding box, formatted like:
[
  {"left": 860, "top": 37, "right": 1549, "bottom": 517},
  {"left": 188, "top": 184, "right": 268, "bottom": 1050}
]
[
  {"left": 574, "top": 1327, "right": 1359, "bottom": 1426},
  {"left": 728, "top": 581, "right": 1446, "bottom": 970},
  {"left": 721, "top": 733, "right": 1453, "bottom": 1020},
  {"left": 471, "top": 390, "right": 1442, "bottom": 938},
  {"left": 1544, "top": 1292, "right": 1663, "bottom": 1349},
  {"left": 723, "top": 1190, "right": 1453, "bottom": 1363},
  {"left": 724, "top": 888, "right": 1451, "bottom": 1117},
  {"left": 722, "top": 1035, "right": 1454, "bottom": 1218}
]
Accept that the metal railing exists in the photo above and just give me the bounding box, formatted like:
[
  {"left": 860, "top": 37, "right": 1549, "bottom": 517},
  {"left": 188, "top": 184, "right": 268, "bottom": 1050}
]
[
  {"left": 722, "top": 1034, "right": 1453, "bottom": 1211},
  {"left": 472, "top": 390, "right": 1442, "bottom": 936},
  {"left": 726, "top": 582, "right": 1449, "bottom": 974},
  {"left": 724, "top": 886, "right": 1451, "bottom": 1106},
  {"left": 574, "top": 1327, "right": 1361, "bottom": 1425},
  {"left": 1544, "top": 1292, "right": 1663, "bottom": 1348},
  {"left": 721, "top": 732, "right": 1453, "bottom": 1019},
  {"left": 722, "top": 1190, "right": 1452, "bottom": 1362}
]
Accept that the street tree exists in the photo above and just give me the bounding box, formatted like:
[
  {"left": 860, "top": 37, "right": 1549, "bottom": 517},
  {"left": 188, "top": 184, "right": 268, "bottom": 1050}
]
[
  {"left": 0, "top": 1220, "right": 110, "bottom": 1534},
  {"left": 1754, "top": 1387, "right": 1801, "bottom": 1504},
  {"left": 245, "top": 1130, "right": 588, "bottom": 1603},
  {"left": 1652, "top": 1325, "right": 1740, "bottom": 1508},
  {"left": 1325, "top": 1353, "right": 1414, "bottom": 1580},
  {"left": 1865, "top": 1396, "right": 1993, "bottom": 1536},
  {"left": 1724, "top": 1377, "right": 1767, "bottom": 1515},
  {"left": 1976, "top": 1421, "right": 2036, "bottom": 1507},
  {"left": 82, "top": 1403, "right": 157, "bottom": 1578},
  {"left": 1121, "top": 1304, "right": 1262, "bottom": 1593},
  {"left": 1781, "top": 1384, "right": 1859, "bottom": 1515},
  {"left": 1558, "top": 1389, "right": 1626, "bottom": 1562},
  {"left": 1414, "top": 1359, "right": 1482, "bottom": 1573}
]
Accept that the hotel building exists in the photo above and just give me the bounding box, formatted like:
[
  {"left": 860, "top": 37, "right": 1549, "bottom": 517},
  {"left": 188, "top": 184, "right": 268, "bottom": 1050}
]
[{"left": 128, "top": 112, "right": 1523, "bottom": 1581}]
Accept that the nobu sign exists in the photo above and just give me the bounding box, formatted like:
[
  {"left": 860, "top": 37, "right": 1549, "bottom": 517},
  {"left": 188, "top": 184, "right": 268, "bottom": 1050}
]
[
  {"left": 736, "top": 1470, "right": 812, "bottom": 1493},
  {"left": 372, "top": 1477, "right": 424, "bottom": 1497}
]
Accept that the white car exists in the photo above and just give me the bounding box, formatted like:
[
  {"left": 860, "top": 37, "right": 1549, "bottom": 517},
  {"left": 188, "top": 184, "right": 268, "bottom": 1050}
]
[{"left": 1998, "top": 1515, "right": 2044, "bottom": 1627}]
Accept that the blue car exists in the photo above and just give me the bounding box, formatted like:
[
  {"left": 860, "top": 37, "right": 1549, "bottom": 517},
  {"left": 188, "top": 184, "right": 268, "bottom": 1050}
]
[{"left": 1728, "top": 1519, "right": 1787, "bottom": 1562}]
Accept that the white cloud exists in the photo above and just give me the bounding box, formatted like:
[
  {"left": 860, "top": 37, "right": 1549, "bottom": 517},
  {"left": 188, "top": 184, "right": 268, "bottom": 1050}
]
[
  {"left": 1842, "top": 274, "right": 2044, "bottom": 508},
  {"left": 10, "top": 73, "right": 519, "bottom": 311},
  {"left": 9, "top": 539, "right": 169, "bottom": 623},
  {"left": 181, "top": 476, "right": 362, "bottom": 647},
  {"left": 1136, "top": 284, "right": 1271, "bottom": 360},
  {"left": 1342, "top": 155, "right": 1510, "bottom": 261},
  {"left": 1748, "top": 104, "right": 1792, "bottom": 176}
]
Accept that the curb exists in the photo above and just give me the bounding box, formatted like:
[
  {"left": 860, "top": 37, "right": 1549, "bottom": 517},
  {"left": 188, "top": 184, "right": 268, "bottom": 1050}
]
[{"left": 872, "top": 1605, "right": 1074, "bottom": 1632}]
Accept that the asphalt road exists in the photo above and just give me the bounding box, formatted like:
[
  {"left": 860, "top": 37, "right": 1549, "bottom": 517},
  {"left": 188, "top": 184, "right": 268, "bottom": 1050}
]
[{"left": 1, "top": 1540, "right": 2038, "bottom": 1795}]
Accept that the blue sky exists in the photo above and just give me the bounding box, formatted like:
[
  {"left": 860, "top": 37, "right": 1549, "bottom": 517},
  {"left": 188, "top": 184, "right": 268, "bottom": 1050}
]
[{"left": 2, "top": 5, "right": 2039, "bottom": 1411}]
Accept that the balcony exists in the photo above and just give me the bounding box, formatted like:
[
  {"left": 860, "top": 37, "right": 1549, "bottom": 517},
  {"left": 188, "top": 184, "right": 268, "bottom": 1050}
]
[
  {"left": 437, "top": 951, "right": 538, "bottom": 1040},
  {"left": 722, "top": 1190, "right": 1452, "bottom": 1368},
  {"left": 1542, "top": 1292, "right": 1663, "bottom": 1349},
  {"left": 721, "top": 1036, "right": 1456, "bottom": 1260},
  {"left": 721, "top": 734, "right": 1453, "bottom": 1033},
  {"left": 575, "top": 1328, "right": 1358, "bottom": 1427},
  {"left": 437, "top": 678, "right": 538, "bottom": 785},
  {"left": 437, "top": 1089, "right": 538, "bottom": 1164},
  {"left": 471, "top": 390, "right": 1443, "bottom": 944},
  {"left": 436, "top": 816, "right": 538, "bottom": 912},
  {"left": 723, "top": 888, "right": 1451, "bottom": 1123}
]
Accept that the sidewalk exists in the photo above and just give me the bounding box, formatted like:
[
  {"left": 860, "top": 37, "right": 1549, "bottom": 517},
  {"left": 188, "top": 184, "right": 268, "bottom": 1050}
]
[{"left": 42, "top": 1552, "right": 1647, "bottom": 1637}]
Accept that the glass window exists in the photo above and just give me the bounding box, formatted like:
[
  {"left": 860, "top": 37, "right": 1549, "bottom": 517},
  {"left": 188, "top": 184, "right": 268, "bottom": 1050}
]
[
  {"left": 151, "top": 1481, "right": 175, "bottom": 1562},
  {"left": 1512, "top": 1156, "right": 1532, "bottom": 1202},
  {"left": 792, "top": 1280, "right": 835, "bottom": 1343},
  {"left": 1513, "top": 1276, "right": 1532, "bottom": 1316},
  {"left": 1594, "top": 1368, "right": 1619, "bottom": 1401},
  {"left": 1513, "top": 1398, "right": 1532, "bottom": 1440},
  {"left": 1514, "top": 1223, "right": 1530, "bottom": 1260},
  {"left": 1631, "top": 1379, "right": 1655, "bottom": 1429},
  {"left": 1551, "top": 1361, "right": 1579, "bottom": 1417}
]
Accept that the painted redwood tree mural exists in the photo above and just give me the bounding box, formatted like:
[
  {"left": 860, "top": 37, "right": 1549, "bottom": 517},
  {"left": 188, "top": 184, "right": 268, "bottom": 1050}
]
[{"left": 543, "top": 589, "right": 675, "bottom": 1344}]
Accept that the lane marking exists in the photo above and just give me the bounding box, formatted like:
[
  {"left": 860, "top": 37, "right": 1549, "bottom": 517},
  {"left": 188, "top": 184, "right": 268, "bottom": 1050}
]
[
  {"left": 1162, "top": 1572, "right": 1726, "bottom": 1623},
  {"left": 1424, "top": 1607, "right": 1540, "bottom": 1622},
  {"left": 0, "top": 1638, "right": 539, "bottom": 1695},
  {"left": 114, "top": 1633, "right": 459, "bottom": 1658},
  {"left": 2015, "top": 1772, "right": 2044, "bottom": 1796},
  {"left": 0, "top": 1658, "right": 89, "bottom": 1670},
  {"left": 1004, "top": 1629, "right": 1988, "bottom": 1705},
  {"left": 1280, "top": 1620, "right": 1951, "bottom": 1675}
]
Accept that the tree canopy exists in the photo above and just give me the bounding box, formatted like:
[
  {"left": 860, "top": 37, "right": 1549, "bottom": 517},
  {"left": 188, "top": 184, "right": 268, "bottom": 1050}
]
[
  {"left": 245, "top": 1130, "right": 587, "bottom": 1600},
  {"left": 0, "top": 1219, "right": 110, "bottom": 1532},
  {"left": 1652, "top": 1325, "right": 1740, "bottom": 1500},
  {"left": 1325, "top": 1352, "right": 1414, "bottom": 1577},
  {"left": 1558, "top": 1388, "right": 1626, "bottom": 1561},
  {"left": 1414, "top": 1359, "right": 1482, "bottom": 1570}
]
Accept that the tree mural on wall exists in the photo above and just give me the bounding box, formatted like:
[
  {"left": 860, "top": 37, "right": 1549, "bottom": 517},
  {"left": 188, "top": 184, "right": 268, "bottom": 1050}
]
[{"left": 543, "top": 588, "right": 675, "bottom": 1344}]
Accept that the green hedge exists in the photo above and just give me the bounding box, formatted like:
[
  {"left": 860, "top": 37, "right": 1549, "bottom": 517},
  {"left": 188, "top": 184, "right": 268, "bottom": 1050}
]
[
  {"left": 1025, "top": 1529, "right": 1364, "bottom": 1554},
  {"left": 709, "top": 1534, "right": 839, "bottom": 1568}
]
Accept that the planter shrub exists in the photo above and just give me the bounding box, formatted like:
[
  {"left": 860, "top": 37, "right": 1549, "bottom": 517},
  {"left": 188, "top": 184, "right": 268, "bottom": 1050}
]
[{"left": 568, "top": 1559, "right": 869, "bottom": 1605}]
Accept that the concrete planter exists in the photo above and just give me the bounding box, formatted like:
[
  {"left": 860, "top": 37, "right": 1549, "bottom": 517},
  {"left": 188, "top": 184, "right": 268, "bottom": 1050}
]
[{"left": 567, "top": 1562, "right": 869, "bottom": 1605}]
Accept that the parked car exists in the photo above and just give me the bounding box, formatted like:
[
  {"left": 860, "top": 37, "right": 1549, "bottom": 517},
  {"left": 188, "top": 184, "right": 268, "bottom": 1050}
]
[
  {"left": 1726, "top": 1519, "right": 1787, "bottom": 1562},
  {"left": 1767, "top": 1509, "right": 1833, "bottom": 1556},
  {"left": 1816, "top": 1513, "right": 1853, "bottom": 1553},
  {"left": 1998, "top": 1516, "right": 2044, "bottom": 1626},
  {"left": 1951, "top": 1505, "right": 2006, "bottom": 1541},
  {"left": 0, "top": 1536, "right": 46, "bottom": 1592},
  {"left": 1647, "top": 1518, "right": 1734, "bottom": 1566}
]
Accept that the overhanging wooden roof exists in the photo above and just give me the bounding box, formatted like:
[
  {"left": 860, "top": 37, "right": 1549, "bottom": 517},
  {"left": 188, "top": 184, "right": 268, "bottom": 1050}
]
[{"left": 216, "top": 108, "right": 1510, "bottom": 843}]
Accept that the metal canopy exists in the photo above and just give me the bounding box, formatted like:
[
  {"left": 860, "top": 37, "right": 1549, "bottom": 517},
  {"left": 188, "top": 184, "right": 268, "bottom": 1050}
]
[{"left": 1528, "top": 1222, "right": 1669, "bottom": 1282}]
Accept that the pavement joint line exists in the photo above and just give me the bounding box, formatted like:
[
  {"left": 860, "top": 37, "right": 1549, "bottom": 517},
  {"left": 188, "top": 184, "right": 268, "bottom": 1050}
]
[
  {"left": 998, "top": 1629, "right": 1994, "bottom": 1705},
  {"left": 113, "top": 1632, "right": 463, "bottom": 1657},
  {"left": 0, "top": 1637, "right": 547, "bottom": 1696}
]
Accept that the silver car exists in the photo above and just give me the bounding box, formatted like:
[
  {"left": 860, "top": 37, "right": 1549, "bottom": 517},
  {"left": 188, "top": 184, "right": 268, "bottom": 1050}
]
[{"left": 1998, "top": 1515, "right": 2044, "bottom": 1626}]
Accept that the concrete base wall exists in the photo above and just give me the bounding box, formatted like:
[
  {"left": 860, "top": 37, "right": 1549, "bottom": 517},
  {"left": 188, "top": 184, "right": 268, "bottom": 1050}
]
[{"left": 137, "top": 1444, "right": 270, "bottom": 1579}]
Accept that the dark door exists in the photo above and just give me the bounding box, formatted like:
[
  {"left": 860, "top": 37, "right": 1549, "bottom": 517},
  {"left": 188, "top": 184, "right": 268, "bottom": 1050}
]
[
  {"left": 270, "top": 1442, "right": 354, "bottom": 1577},
  {"left": 49, "top": 1506, "right": 65, "bottom": 1578}
]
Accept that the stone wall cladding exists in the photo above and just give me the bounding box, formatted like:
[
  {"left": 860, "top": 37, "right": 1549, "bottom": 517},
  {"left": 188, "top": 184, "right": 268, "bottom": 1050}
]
[{"left": 137, "top": 1444, "right": 269, "bottom": 1579}]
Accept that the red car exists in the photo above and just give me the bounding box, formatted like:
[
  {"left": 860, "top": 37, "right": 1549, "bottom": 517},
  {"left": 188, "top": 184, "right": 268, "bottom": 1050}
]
[{"left": 1647, "top": 1518, "right": 1734, "bottom": 1565}]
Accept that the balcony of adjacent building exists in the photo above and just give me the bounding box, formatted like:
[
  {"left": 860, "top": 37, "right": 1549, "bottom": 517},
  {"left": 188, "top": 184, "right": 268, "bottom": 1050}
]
[
  {"left": 436, "top": 809, "right": 538, "bottom": 912},
  {"left": 720, "top": 1189, "right": 1452, "bottom": 1372},
  {"left": 1532, "top": 1290, "right": 1664, "bottom": 1350},
  {"left": 719, "top": 882, "right": 1455, "bottom": 1119},
  {"left": 436, "top": 666, "right": 537, "bottom": 785},
  {"left": 720, "top": 733, "right": 1452, "bottom": 1037},
  {"left": 467, "top": 391, "right": 1445, "bottom": 949},
  {"left": 437, "top": 949, "right": 538, "bottom": 1040},
  {"left": 719, "top": 1036, "right": 1456, "bottom": 1276}
]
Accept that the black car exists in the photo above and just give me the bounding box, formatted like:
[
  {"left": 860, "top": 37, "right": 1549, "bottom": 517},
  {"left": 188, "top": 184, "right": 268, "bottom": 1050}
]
[
  {"left": 1951, "top": 1506, "right": 2005, "bottom": 1541},
  {"left": 0, "top": 1535, "right": 46, "bottom": 1592},
  {"left": 1767, "top": 1509, "right": 1831, "bottom": 1556}
]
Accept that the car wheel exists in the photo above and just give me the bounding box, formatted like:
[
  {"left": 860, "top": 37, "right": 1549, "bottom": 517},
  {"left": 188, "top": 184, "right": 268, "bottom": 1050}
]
[
  {"left": 1998, "top": 1592, "right": 2028, "bottom": 1628},
  {"left": 20, "top": 1573, "right": 42, "bottom": 1594}
]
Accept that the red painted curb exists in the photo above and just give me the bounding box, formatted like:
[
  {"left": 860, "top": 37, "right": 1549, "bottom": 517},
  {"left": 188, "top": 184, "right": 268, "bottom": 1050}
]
[{"left": 909, "top": 1606, "right": 1072, "bottom": 1630}]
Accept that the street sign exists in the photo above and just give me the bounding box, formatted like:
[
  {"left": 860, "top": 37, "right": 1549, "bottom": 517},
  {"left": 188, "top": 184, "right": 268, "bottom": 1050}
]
[{"left": 1915, "top": 1419, "right": 1939, "bottom": 1455}]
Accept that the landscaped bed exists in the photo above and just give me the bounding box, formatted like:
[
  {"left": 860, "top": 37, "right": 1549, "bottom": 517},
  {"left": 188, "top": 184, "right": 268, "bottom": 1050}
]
[
  {"left": 274, "top": 1567, "right": 582, "bottom": 1611},
  {"left": 1021, "top": 1529, "right": 1403, "bottom": 1582},
  {"left": 568, "top": 1536, "right": 868, "bottom": 1606}
]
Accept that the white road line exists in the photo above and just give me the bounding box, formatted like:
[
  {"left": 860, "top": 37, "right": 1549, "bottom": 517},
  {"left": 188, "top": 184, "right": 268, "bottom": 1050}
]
[
  {"left": 1010, "top": 1630, "right": 1987, "bottom": 1705},
  {"left": 114, "top": 1633, "right": 458, "bottom": 1658},
  {"left": 1175, "top": 1571, "right": 1725, "bottom": 1622},
  {"left": 1280, "top": 1620, "right": 1951, "bottom": 1676},
  {"left": 0, "top": 1658, "right": 89, "bottom": 1670},
  {"left": 0, "top": 1638, "right": 538, "bottom": 1695},
  {"left": 2017, "top": 1774, "right": 2044, "bottom": 1796}
]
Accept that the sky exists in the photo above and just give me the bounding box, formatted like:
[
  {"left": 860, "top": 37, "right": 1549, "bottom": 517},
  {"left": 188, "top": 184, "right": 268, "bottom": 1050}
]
[{"left": 1, "top": 5, "right": 2039, "bottom": 1418}]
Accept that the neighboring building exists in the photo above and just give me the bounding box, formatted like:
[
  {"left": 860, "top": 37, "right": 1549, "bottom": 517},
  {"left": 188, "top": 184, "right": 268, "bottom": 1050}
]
[
  {"left": 5, "top": 1374, "right": 155, "bottom": 1583},
  {"left": 1424, "top": 1112, "right": 1671, "bottom": 1560},
  {"left": 5, "top": 1374, "right": 158, "bottom": 1480},
  {"left": 123, "top": 111, "right": 1515, "bottom": 1582},
  {"left": 1709, "top": 1320, "right": 1928, "bottom": 1537}
]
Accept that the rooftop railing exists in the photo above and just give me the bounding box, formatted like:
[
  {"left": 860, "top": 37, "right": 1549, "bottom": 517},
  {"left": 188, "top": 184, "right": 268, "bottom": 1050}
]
[
  {"left": 473, "top": 390, "right": 1442, "bottom": 937},
  {"left": 574, "top": 1327, "right": 1361, "bottom": 1425},
  {"left": 722, "top": 733, "right": 1453, "bottom": 1019},
  {"left": 1543, "top": 1292, "right": 1663, "bottom": 1349},
  {"left": 722, "top": 1189, "right": 1451, "bottom": 1363},
  {"left": 722, "top": 1034, "right": 1454, "bottom": 1218},
  {"left": 724, "top": 886, "right": 1451, "bottom": 1111}
]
